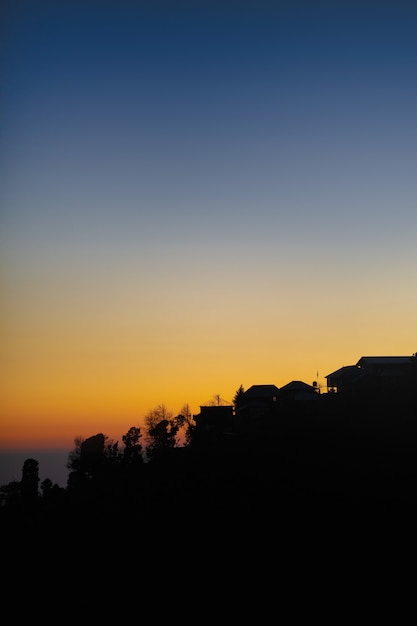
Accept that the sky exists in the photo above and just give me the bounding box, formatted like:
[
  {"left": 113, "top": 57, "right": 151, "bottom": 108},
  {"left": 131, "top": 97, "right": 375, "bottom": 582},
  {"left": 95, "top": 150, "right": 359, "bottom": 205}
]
[{"left": 1, "top": 0, "right": 417, "bottom": 462}]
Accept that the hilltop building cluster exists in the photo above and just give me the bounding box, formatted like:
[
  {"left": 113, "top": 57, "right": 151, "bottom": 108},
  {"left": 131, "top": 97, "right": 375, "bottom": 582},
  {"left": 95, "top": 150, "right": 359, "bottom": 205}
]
[{"left": 193, "top": 352, "right": 416, "bottom": 440}]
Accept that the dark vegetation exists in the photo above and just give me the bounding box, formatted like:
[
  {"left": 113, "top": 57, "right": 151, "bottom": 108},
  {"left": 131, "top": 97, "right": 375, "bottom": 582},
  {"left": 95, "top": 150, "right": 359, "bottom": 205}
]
[{"left": 1, "top": 361, "right": 417, "bottom": 559}]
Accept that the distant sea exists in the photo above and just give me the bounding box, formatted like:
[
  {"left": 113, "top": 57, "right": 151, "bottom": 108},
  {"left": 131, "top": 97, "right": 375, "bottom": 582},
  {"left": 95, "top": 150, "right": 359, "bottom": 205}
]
[{"left": 0, "top": 449, "right": 70, "bottom": 488}]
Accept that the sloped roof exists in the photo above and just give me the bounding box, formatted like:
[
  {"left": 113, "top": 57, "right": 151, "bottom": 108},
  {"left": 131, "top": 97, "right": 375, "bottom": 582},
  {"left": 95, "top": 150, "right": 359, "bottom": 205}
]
[
  {"left": 280, "top": 380, "right": 315, "bottom": 392},
  {"left": 356, "top": 356, "right": 412, "bottom": 367},
  {"left": 326, "top": 357, "right": 413, "bottom": 379},
  {"left": 243, "top": 384, "right": 280, "bottom": 398},
  {"left": 325, "top": 365, "right": 358, "bottom": 379}
]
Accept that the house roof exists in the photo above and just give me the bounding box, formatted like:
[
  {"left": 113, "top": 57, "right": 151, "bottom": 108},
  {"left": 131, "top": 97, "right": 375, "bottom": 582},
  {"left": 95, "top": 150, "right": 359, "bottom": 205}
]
[
  {"left": 280, "top": 380, "right": 315, "bottom": 392},
  {"left": 243, "top": 384, "right": 280, "bottom": 398},
  {"left": 326, "top": 356, "right": 413, "bottom": 379},
  {"left": 325, "top": 365, "right": 359, "bottom": 380},
  {"left": 356, "top": 356, "right": 412, "bottom": 367}
]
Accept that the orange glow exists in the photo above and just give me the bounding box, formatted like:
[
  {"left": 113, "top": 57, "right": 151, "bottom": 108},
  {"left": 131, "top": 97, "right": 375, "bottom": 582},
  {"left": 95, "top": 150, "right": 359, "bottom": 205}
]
[{"left": 1, "top": 328, "right": 414, "bottom": 450}]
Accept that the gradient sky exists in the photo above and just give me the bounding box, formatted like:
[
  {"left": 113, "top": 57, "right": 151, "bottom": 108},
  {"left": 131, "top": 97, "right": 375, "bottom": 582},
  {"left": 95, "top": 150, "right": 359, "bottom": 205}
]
[{"left": 1, "top": 0, "right": 416, "bottom": 451}]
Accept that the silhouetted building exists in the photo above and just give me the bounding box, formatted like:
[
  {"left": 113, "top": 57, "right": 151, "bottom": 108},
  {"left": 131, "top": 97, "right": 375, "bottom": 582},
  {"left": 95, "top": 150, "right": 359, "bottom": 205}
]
[
  {"left": 326, "top": 355, "right": 414, "bottom": 396},
  {"left": 235, "top": 384, "right": 280, "bottom": 425},
  {"left": 193, "top": 405, "right": 235, "bottom": 444},
  {"left": 279, "top": 380, "right": 320, "bottom": 403},
  {"left": 325, "top": 365, "right": 364, "bottom": 394}
]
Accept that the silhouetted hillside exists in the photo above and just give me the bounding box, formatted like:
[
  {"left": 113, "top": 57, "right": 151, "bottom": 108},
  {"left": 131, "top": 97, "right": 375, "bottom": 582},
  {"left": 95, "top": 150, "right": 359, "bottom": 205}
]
[{"left": 2, "top": 388, "right": 416, "bottom": 547}]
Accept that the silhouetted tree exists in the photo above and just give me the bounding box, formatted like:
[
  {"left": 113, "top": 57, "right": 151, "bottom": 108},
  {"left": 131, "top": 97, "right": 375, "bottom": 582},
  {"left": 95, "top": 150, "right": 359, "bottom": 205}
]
[
  {"left": 233, "top": 385, "right": 245, "bottom": 411},
  {"left": 80, "top": 433, "right": 106, "bottom": 476},
  {"left": 145, "top": 404, "right": 173, "bottom": 430},
  {"left": 122, "top": 426, "right": 144, "bottom": 464},
  {"left": 66, "top": 433, "right": 126, "bottom": 511},
  {"left": 104, "top": 439, "right": 123, "bottom": 464},
  {"left": 21, "top": 458, "right": 40, "bottom": 508},
  {"left": 67, "top": 434, "right": 102, "bottom": 488},
  {"left": 144, "top": 404, "right": 179, "bottom": 460},
  {"left": 176, "top": 403, "right": 195, "bottom": 445},
  {"left": 40, "top": 477, "right": 67, "bottom": 508},
  {"left": 66, "top": 436, "right": 84, "bottom": 474},
  {"left": 175, "top": 403, "right": 192, "bottom": 429},
  {"left": 68, "top": 433, "right": 122, "bottom": 477},
  {"left": 149, "top": 419, "right": 178, "bottom": 450},
  {"left": 119, "top": 426, "right": 145, "bottom": 499},
  {"left": 41, "top": 477, "right": 53, "bottom": 494},
  {"left": 0, "top": 480, "right": 21, "bottom": 508}
]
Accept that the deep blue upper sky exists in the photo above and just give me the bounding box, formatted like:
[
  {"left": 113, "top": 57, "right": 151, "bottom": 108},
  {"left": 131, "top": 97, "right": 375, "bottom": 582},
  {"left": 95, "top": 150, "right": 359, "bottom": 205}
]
[{"left": 3, "top": 2, "right": 416, "bottom": 242}]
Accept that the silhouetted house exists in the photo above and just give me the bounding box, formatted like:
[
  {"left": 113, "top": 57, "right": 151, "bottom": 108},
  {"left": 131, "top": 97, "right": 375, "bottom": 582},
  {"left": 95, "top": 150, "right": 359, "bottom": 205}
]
[
  {"left": 193, "top": 405, "right": 235, "bottom": 444},
  {"left": 279, "top": 380, "right": 320, "bottom": 403},
  {"left": 236, "top": 384, "right": 280, "bottom": 425},
  {"left": 326, "top": 365, "right": 365, "bottom": 394},
  {"left": 356, "top": 356, "right": 412, "bottom": 377},
  {"left": 326, "top": 355, "right": 414, "bottom": 397}
]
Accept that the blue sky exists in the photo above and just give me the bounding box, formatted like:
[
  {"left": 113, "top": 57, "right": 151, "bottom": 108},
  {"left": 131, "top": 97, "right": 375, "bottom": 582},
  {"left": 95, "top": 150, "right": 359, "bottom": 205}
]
[
  {"left": 1, "top": 1, "right": 417, "bottom": 454},
  {"left": 3, "top": 2, "right": 417, "bottom": 247}
]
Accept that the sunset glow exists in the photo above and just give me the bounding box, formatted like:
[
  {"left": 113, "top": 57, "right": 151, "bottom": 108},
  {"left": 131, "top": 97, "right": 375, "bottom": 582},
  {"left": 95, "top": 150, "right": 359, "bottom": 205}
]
[{"left": 1, "top": 1, "right": 416, "bottom": 458}]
